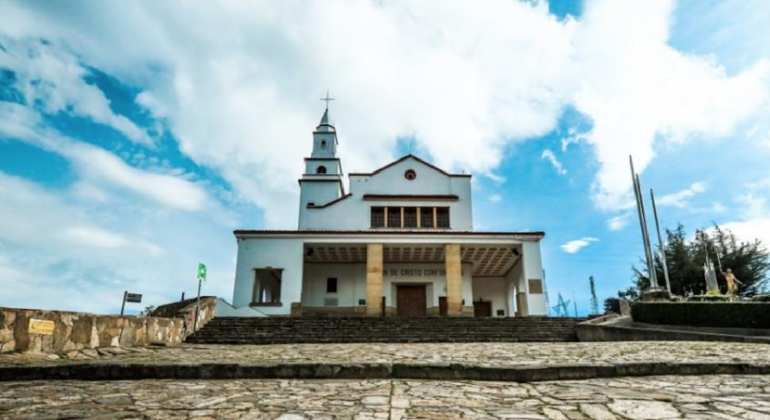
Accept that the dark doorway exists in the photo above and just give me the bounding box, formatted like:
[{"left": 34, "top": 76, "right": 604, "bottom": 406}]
[
  {"left": 438, "top": 297, "right": 447, "bottom": 316},
  {"left": 397, "top": 285, "right": 427, "bottom": 316},
  {"left": 473, "top": 301, "right": 492, "bottom": 317}
]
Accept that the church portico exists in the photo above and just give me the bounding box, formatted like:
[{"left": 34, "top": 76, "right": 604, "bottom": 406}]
[
  {"left": 232, "top": 230, "right": 546, "bottom": 318},
  {"left": 230, "top": 105, "right": 548, "bottom": 318}
]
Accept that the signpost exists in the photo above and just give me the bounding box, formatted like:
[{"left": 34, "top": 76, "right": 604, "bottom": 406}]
[
  {"left": 120, "top": 291, "right": 142, "bottom": 316},
  {"left": 194, "top": 263, "right": 206, "bottom": 331},
  {"left": 28, "top": 319, "right": 55, "bottom": 335}
]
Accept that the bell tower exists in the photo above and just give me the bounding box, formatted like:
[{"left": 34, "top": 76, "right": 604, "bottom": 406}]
[{"left": 298, "top": 96, "right": 344, "bottom": 228}]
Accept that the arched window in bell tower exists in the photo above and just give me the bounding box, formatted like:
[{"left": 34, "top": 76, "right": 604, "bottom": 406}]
[
  {"left": 316, "top": 165, "right": 327, "bottom": 174},
  {"left": 321, "top": 140, "right": 327, "bottom": 150}
]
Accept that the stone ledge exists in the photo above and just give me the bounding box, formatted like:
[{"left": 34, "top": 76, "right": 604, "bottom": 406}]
[{"left": 2, "top": 361, "right": 769, "bottom": 382}]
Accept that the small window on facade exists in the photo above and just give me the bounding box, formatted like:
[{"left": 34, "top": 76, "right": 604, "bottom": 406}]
[
  {"left": 420, "top": 207, "right": 434, "bottom": 228},
  {"left": 387, "top": 207, "right": 401, "bottom": 228},
  {"left": 316, "top": 165, "right": 327, "bottom": 174},
  {"left": 371, "top": 207, "right": 385, "bottom": 228},
  {"left": 404, "top": 169, "right": 416, "bottom": 180},
  {"left": 436, "top": 207, "right": 450, "bottom": 228},
  {"left": 321, "top": 140, "right": 327, "bottom": 149},
  {"left": 403, "top": 207, "right": 417, "bottom": 228},
  {"left": 327, "top": 277, "right": 338, "bottom": 293}
]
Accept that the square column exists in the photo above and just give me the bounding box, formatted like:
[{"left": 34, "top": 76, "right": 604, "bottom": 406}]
[
  {"left": 445, "top": 244, "right": 463, "bottom": 316},
  {"left": 366, "top": 243, "right": 384, "bottom": 316}
]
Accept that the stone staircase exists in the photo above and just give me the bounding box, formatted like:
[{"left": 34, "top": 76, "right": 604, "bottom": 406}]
[{"left": 186, "top": 317, "right": 583, "bottom": 344}]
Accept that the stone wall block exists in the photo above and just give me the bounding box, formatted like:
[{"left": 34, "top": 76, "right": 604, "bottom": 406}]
[
  {"left": 51, "top": 315, "right": 72, "bottom": 354},
  {"left": 70, "top": 316, "right": 94, "bottom": 345},
  {"left": 12, "top": 313, "right": 30, "bottom": 352}
]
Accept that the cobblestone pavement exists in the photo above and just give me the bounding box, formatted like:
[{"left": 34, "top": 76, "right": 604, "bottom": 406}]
[
  {"left": 2, "top": 341, "right": 770, "bottom": 367},
  {"left": 2, "top": 375, "right": 770, "bottom": 419}
]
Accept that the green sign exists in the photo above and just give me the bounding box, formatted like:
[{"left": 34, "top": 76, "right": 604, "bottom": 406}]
[{"left": 198, "top": 263, "right": 207, "bottom": 281}]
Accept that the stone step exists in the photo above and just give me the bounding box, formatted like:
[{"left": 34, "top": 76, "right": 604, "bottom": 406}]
[{"left": 188, "top": 316, "right": 582, "bottom": 344}]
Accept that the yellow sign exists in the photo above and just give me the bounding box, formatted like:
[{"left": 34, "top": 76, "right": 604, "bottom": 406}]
[{"left": 28, "top": 319, "right": 55, "bottom": 335}]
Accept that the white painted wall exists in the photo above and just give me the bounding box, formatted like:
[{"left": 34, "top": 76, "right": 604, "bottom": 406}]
[
  {"left": 298, "top": 179, "right": 343, "bottom": 212},
  {"left": 302, "top": 263, "right": 366, "bottom": 307},
  {"left": 305, "top": 159, "right": 341, "bottom": 175},
  {"left": 232, "top": 237, "right": 304, "bottom": 315},
  {"left": 299, "top": 156, "right": 472, "bottom": 231}
]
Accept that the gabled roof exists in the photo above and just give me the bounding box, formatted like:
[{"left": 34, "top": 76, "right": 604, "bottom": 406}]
[{"left": 348, "top": 154, "right": 471, "bottom": 178}]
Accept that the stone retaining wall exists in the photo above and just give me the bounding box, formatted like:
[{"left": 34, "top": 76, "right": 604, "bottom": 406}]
[
  {"left": 0, "top": 297, "right": 218, "bottom": 355},
  {"left": 153, "top": 297, "right": 217, "bottom": 336}
]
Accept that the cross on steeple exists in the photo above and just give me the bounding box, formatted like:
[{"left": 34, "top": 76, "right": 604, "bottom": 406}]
[{"left": 320, "top": 90, "right": 335, "bottom": 110}]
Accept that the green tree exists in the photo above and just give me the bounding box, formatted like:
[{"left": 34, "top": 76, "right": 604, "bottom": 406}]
[{"left": 622, "top": 224, "right": 769, "bottom": 298}]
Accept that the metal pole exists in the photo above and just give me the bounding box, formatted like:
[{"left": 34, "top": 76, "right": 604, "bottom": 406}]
[
  {"left": 120, "top": 291, "right": 127, "bottom": 316},
  {"left": 629, "top": 156, "right": 658, "bottom": 289},
  {"left": 636, "top": 174, "right": 659, "bottom": 288},
  {"left": 650, "top": 189, "right": 671, "bottom": 292},
  {"left": 194, "top": 278, "right": 202, "bottom": 332}
]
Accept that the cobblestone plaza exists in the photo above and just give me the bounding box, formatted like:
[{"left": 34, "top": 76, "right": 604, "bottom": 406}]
[
  {"left": 2, "top": 342, "right": 770, "bottom": 419},
  {"left": 2, "top": 341, "right": 770, "bottom": 367},
  {"left": 2, "top": 375, "right": 770, "bottom": 419}
]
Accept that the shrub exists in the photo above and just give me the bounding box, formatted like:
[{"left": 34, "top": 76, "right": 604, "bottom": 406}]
[
  {"left": 604, "top": 298, "right": 620, "bottom": 314},
  {"left": 631, "top": 302, "right": 770, "bottom": 329},
  {"left": 686, "top": 294, "right": 731, "bottom": 302}
]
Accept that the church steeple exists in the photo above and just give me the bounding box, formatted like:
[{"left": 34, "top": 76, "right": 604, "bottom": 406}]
[
  {"left": 311, "top": 103, "right": 338, "bottom": 158},
  {"left": 298, "top": 97, "right": 345, "bottom": 223}
]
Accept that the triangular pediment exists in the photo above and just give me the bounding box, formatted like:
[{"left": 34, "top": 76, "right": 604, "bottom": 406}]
[{"left": 349, "top": 154, "right": 468, "bottom": 179}]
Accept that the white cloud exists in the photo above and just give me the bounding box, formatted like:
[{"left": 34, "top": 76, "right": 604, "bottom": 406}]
[
  {"left": 560, "top": 237, "right": 599, "bottom": 254},
  {"left": 720, "top": 218, "right": 770, "bottom": 248},
  {"left": 0, "top": 36, "right": 154, "bottom": 146},
  {"left": 67, "top": 144, "right": 208, "bottom": 211},
  {"left": 488, "top": 194, "right": 502, "bottom": 203},
  {"left": 65, "top": 226, "right": 129, "bottom": 249},
  {"left": 712, "top": 185, "right": 770, "bottom": 249},
  {"left": 541, "top": 149, "right": 567, "bottom": 175},
  {"left": 1, "top": 0, "right": 768, "bottom": 225},
  {"left": 657, "top": 182, "right": 706, "bottom": 208},
  {"left": 606, "top": 213, "right": 633, "bottom": 231},
  {"left": 0, "top": 102, "right": 208, "bottom": 211}
]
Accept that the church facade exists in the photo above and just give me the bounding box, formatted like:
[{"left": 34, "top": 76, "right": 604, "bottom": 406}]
[{"left": 231, "top": 108, "right": 547, "bottom": 317}]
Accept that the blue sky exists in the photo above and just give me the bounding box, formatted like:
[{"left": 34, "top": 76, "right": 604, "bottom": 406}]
[{"left": 1, "top": 0, "right": 769, "bottom": 315}]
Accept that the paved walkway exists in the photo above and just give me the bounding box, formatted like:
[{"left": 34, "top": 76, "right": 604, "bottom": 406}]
[
  {"left": 2, "top": 375, "right": 769, "bottom": 419},
  {"left": 2, "top": 341, "right": 770, "bottom": 368}
]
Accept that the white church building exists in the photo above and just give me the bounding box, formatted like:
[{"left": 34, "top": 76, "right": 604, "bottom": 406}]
[{"left": 231, "top": 108, "right": 547, "bottom": 317}]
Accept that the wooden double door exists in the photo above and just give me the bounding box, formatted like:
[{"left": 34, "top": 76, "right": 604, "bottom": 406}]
[
  {"left": 473, "top": 301, "right": 492, "bottom": 317},
  {"left": 396, "top": 285, "right": 427, "bottom": 316}
]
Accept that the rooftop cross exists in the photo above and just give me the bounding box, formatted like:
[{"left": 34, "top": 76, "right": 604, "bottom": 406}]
[{"left": 320, "top": 90, "right": 335, "bottom": 110}]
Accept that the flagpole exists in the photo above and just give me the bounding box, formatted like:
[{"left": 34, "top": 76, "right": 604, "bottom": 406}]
[{"left": 194, "top": 277, "right": 202, "bottom": 332}]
